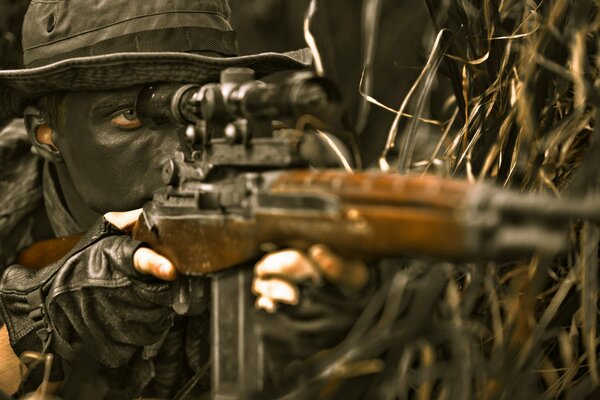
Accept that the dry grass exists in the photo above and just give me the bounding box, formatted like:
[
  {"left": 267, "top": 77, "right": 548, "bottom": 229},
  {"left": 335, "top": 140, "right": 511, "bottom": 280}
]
[
  {"left": 386, "top": 1, "right": 600, "bottom": 398},
  {"left": 295, "top": 1, "right": 600, "bottom": 399}
]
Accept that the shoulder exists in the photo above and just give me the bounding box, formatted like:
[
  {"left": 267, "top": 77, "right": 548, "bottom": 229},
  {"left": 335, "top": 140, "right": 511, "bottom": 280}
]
[
  {"left": 0, "top": 119, "right": 30, "bottom": 156},
  {"left": 0, "top": 119, "right": 45, "bottom": 268},
  {"left": 0, "top": 118, "right": 41, "bottom": 184}
]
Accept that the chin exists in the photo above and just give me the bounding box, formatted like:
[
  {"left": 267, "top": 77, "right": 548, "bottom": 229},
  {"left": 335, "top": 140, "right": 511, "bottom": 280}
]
[{"left": 88, "top": 194, "right": 153, "bottom": 214}]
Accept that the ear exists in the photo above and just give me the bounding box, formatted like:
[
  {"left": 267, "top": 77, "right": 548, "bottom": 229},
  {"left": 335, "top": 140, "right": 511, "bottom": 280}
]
[{"left": 24, "top": 105, "right": 63, "bottom": 163}]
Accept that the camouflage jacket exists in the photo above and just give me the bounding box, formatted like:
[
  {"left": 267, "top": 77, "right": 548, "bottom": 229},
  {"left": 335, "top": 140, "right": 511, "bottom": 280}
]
[
  {"left": 0, "top": 119, "right": 46, "bottom": 269},
  {"left": 0, "top": 119, "right": 83, "bottom": 270}
]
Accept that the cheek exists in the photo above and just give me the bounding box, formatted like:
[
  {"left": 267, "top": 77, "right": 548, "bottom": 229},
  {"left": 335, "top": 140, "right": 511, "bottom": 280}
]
[
  {"left": 61, "top": 129, "right": 184, "bottom": 212},
  {"left": 131, "top": 134, "right": 184, "bottom": 193}
]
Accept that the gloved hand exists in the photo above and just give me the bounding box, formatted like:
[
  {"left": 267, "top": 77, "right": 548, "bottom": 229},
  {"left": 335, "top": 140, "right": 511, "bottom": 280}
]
[
  {"left": 0, "top": 211, "right": 175, "bottom": 373},
  {"left": 251, "top": 245, "right": 373, "bottom": 371},
  {"left": 252, "top": 244, "right": 369, "bottom": 312},
  {"left": 104, "top": 209, "right": 176, "bottom": 281}
]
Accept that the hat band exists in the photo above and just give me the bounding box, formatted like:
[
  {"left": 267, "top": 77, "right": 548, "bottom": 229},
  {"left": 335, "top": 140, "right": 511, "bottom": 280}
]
[{"left": 25, "top": 26, "right": 239, "bottom": 68}]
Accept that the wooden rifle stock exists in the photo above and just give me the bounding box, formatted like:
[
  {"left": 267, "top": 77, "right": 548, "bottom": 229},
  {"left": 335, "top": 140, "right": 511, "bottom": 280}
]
[{"left": 17, "top": 235, "right": 82, "bottom": 269}]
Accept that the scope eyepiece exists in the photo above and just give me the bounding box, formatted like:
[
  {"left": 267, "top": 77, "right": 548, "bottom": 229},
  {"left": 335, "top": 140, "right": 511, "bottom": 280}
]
[{"left": 136, "top": 83, "right": 201, "bottom": 130}]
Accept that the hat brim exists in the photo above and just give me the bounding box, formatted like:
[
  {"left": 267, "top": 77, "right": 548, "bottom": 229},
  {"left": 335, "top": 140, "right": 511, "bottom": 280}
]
[{"left": 0, "top": 49, "right": 312, "bottom": 119}]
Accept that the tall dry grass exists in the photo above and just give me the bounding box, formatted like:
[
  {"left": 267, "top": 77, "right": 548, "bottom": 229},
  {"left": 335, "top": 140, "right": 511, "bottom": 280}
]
[
  {"left": 390, "top": 1, "right": 600, "bottom": 398},
  {"left": 293, "top": 1, "right": 600, "bottom": 398}
]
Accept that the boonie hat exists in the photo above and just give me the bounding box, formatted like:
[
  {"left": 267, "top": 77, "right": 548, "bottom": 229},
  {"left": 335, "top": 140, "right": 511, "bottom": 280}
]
[{"left": 0, "top": 0, "right": 311, "bottom": 119}]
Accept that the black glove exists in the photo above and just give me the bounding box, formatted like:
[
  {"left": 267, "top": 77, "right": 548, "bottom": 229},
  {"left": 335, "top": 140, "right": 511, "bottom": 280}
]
[{"left": 0, "top": 216, "right": 174, "bottom": 376}]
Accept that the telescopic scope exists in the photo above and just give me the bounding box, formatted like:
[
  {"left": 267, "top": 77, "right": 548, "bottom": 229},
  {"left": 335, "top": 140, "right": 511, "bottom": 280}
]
[{"left": 135, "top": 68, "right": 338, "bottom": 130}]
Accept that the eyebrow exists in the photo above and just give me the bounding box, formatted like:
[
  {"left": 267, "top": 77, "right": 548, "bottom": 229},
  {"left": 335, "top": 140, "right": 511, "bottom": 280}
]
[
  {"left": 92, "top": 98, "right": 135, "bottom": 121},
  {"left": 91, "top": 97, "right": 137, "bottom": 121}
]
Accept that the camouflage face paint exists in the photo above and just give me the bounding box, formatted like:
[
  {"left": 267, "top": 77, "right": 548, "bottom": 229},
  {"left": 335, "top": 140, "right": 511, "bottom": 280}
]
[{"left": 54, "top": 86, "right": 189, "bottom": 215}]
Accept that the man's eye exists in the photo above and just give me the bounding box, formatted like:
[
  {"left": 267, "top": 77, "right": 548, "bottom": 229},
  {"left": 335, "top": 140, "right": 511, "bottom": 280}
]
[{"left": 111, "top": 109, "right": 142, "bottom": 130}]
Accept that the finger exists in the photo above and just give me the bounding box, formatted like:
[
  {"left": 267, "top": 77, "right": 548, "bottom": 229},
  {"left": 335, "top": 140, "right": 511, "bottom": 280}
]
[
  {"left": 0, "top": 327, "right": 20, "bottom": 394},
  {"left": 308, "top": 244, "right": 369, "bottom": 292},
  {"left": 133, "top": 247, "right": 177, "bottom": 281},
  {"left": 252, "top": 277, "right": 299, "bottom": 305},
  {"left": 255, "top": 296, "right": 277, "bottom": 313},
  {"left": 255, "top": 250, "right": 321, "bottom": 284},
  {"left": 104, "top": 208, "right": 143, "bottom": 232}
]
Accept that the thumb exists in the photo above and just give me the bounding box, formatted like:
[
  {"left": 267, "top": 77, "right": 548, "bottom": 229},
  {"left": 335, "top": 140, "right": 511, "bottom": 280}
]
[
  {"left": 308, "top": 244, "right": 369, "bottom": 292},
  {"left": 133, "top": 247, "right": 177, "bottom": 281},
  {"left": 104, "top": 208, "right": 143, "bottom": 233}
]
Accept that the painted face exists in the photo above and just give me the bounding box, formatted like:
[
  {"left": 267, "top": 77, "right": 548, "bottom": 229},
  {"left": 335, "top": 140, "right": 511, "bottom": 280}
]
[{"left": 55, "top": 86, "right": 188, "bottom": 213}]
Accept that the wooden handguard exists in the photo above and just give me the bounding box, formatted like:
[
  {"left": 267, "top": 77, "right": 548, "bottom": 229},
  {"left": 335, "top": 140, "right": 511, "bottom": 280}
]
[{"left": 17, "top": 235, "right": 82, "bottom": 269}]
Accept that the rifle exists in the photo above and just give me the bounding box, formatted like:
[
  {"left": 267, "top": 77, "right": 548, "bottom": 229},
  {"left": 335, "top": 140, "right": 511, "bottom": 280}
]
[{"left": 17, "top": 68, "right": 600, "bottom": 398}]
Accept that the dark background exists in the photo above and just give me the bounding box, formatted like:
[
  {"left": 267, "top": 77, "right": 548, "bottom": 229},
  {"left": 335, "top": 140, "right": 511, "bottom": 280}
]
[
  {"left": 229, "top": 1, "right": 434, "bottom": 165},
  {"left": 1, "top": 0, "right": 433, "bottom": 166}
]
